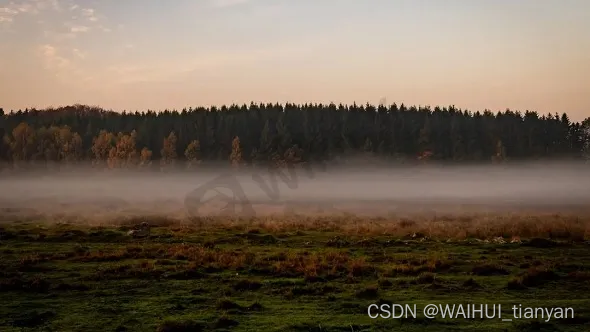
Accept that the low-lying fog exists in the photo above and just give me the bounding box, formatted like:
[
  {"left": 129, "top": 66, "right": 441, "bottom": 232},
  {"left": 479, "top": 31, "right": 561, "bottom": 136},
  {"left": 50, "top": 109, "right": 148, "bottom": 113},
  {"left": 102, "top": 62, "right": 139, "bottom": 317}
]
[{"left": 1, "top": 162, "right": 589, "bottom": 218}]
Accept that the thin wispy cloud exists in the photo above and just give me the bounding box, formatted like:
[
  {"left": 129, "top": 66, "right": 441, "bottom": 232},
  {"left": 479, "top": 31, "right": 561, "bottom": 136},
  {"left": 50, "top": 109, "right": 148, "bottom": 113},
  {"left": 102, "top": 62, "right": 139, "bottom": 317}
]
[
  {"left": 99, "top": 42, "right": 314, "bottom": 86},
  {"left": 0, "top": 8, "right": 18, "bottom": 23},
  {"left": 210, "top": 0, "right": 251, "bottom": 8},
  {"left": 36, "top": 43, "right": 91, "bottom": 86},
  {"left": 80, "top": 8, "right": 97, "bottom": 22},
  {"left": 1, "top": 0, "right": 588, "bottom": 120},
  {"left": 72, "top": 48, "right": 86, "bottom": 59},
  {"left": 36, "top": 3, "right": 111, "bottom": 42},
  {"left": 14, "top": 1, "right": 105, "bottom": 83},
  {"left": 0, "top": 3, "right": 33, "bottom": 23},
  {"left": 43, "top": 30, "right": 76, "bottom": 41},
  {"left": 69, "top": 25, "right": 89, "bottom": 33},
  {"left": 1, "top": 0, "right": 109, "bottom": 38},
  {"left": 36, "top": 0, "right": 61, "bottom": 12},
  {"left": 0, "top": 0, "right": 62, "bottom": 23},
  {"left": 39, "top": 44, "right": 71, "bottom": 70}
]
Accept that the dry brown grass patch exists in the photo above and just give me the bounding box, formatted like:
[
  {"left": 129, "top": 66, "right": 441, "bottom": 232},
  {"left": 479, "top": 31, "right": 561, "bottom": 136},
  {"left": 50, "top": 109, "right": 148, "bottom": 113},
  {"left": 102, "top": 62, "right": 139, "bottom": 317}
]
[{"left": 3, "top": 209, "right": 589, "bottom": 241}]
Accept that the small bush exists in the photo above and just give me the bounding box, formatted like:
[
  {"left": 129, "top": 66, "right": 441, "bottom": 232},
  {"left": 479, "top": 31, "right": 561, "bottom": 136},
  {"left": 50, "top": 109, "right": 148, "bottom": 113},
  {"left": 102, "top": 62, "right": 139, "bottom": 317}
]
[
  {"left": 524, "top": 238, "right": 558, "bottom": 248},
  {"left": 378, "top": 278, "right": 393, "bottom": 287},
  {"left": 11, "top": 310, "right": 56, "bottom": 328},
  {"left": 355, "top": 286, "right": 379, "bottom": 299},
  {"left": 53, "top": 283, "right": 90, "bottom": 291},
  {"left": 507, "top": 278, "right": 526, "bottom": 290},
  {"left": 233, "top": 279, "right": 262, "bottom": 291},
  {"left": 416, "top": 272, "right": 436, "bottom": 284},
  {"left": 568, "top": 271, "right": 590, "bottom": 281},
  {"left": 462, "top": 278, "right": 481, "bottom": 289},
  {"left": 471, "top": 264, "right": 509, "bottom": 276},
  {"left": 0, "top": 276, "right": 51, "bottom": 293},
  {"left": 156, "top": 319, "right": 206, "bottom": 332},
  {"left": 508, "top": 267, "right": 560, "bottom": 289},
  {"left": 216, "top": 299, "right": 245, "bottom": 311},
  {"left": 520, "top": 267, "right": 559, "bottom": 287},
  {"left": 213, "top": 316, "right": 239, "bottom": 329}
]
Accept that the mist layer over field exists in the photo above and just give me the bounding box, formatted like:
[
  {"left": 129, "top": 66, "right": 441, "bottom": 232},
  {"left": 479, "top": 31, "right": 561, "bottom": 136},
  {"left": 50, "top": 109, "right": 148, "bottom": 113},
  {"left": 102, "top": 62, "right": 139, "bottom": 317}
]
[{"left": 0, "top": 162, "right": 589, "bottom": 220}]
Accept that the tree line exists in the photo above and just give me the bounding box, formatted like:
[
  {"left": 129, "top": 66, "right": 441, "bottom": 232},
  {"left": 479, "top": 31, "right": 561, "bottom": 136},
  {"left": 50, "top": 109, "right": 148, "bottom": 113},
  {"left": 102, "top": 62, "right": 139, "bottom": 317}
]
[{"left": 0, "top": 103, "right": 589, "bottom": 171}]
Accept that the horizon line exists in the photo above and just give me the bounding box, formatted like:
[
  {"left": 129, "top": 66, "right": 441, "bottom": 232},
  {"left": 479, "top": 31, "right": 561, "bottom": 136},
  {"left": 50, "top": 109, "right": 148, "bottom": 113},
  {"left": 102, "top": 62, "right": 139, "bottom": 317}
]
[{"left": 2, "top": 101, "right": 584, "bottom": 120}]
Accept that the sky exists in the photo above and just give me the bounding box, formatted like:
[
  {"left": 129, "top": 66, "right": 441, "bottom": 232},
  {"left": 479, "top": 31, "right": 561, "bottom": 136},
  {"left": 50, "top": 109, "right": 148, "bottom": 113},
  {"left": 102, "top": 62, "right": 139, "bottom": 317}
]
[{"left": 0, "top": 0, "right": 589, "bottom": 121}]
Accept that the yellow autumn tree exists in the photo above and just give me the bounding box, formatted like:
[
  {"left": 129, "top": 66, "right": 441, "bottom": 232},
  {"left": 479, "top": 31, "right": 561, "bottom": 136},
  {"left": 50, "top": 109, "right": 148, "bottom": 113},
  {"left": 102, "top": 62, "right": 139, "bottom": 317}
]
[
  {"left": 492, "top": 139, "right": 506, "bottom": 163},
  {"left": 284, "top": 144, "right": 303, "bottom": 165},
  {"left": 107, "top": 131, "right": 139, "bottom": 169},
  {"left": 55, "top": 125, "right": 83, "bottom": 164},
  {"left": 9, "top": 122, "right": 37, "bottom": 166},
  {"left": 270, "top": 151, "right": 283, "bottom": 168},
  {"left": 139, "top": 147, "right": 153, "bottom": 168},
  {"left": 184, "top": 140, "right": 201, "bottom": 169},
  {"left": 160, "top": 131, "right": 177, "bottom": 170},
  {"left": 34, "top": 126, "right": 59, "bottom": 163},
  {"left": 229, "top": 136, "right": 242, "bottom": 168},
  {"left": 30, "top": 125, "right": 83, "bottom": 168},
  {"left": 268, "top": 145, "right": 302, "bottom": 169},
  {"left": 91, "top": 130, "right": 116, "bottom": 168}
]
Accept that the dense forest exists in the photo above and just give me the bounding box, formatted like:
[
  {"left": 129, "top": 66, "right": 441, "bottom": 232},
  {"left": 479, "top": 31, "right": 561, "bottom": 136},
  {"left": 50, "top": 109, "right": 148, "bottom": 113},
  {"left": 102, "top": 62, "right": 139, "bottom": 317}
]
[{"left": 0, "top": 103, "right": 589, "bottom": 170}]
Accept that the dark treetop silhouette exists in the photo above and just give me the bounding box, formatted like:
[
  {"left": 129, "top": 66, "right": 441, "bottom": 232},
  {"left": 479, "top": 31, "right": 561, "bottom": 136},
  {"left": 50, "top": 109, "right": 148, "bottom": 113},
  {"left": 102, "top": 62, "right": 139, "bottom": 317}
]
[{"left": 0, "top": 103, "right": 589, "bottom": 170}]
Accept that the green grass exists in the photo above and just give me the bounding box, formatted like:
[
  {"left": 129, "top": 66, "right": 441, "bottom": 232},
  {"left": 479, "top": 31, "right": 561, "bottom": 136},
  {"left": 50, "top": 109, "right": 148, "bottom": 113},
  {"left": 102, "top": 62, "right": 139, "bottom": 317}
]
[{"left": 1, "top": 218, "right": 590, "bottom": 331}]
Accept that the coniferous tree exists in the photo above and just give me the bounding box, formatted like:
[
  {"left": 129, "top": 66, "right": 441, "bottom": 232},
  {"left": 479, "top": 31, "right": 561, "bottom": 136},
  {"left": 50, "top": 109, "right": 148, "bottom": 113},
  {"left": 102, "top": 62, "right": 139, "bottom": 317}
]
[
  {"left": 582, "top": 118, "right": 590, "bottom": 162},
  {"left": 0, "top": 102, "right": 586, "bottom": 170}
]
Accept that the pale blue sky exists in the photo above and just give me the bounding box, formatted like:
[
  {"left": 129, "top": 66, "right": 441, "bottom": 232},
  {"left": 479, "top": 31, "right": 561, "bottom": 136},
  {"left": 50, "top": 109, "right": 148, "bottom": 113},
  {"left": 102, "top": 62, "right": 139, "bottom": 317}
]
[{"left": 1, "top": 0, "right": 589, "bottom": 120}]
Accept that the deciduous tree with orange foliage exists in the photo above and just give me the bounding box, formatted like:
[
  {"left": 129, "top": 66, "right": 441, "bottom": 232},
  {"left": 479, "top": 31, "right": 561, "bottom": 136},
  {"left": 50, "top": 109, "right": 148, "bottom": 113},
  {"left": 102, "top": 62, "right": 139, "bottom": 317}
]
[
  {"left": 107, "top": 130, "right": 139, "bottom": 169},
  {"left": 35, "top": 126, "right": 59, "bottom": 163},
  {"left": 230, "top": 136, "right": 242, "bottom": 168},
  {"left": 139, "top": 147, "right": 153, "bottom": 168},
  {"left": 91, "top": 130, "right": 116, "bottom": 168},
  {"left": 56, "top": 126, "right": 83, "bottom": 164},
  {"left": 8, "top": 122, "right": 37, "bottom": 167},
  {"left": 184, "top": 140, "right": 201, "bottom": 169},
  {"left": 160, "top": 131, "right": 177, "bottom": 170},
  {"left": 491, "top": 140, "right": 506, "bottom": 163}
]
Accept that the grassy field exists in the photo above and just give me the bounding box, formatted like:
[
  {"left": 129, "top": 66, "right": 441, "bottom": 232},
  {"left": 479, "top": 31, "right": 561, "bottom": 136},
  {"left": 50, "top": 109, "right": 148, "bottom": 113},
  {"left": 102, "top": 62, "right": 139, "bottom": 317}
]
[{"left": 1, "top": 214, "right": 590, "bottom": 332}]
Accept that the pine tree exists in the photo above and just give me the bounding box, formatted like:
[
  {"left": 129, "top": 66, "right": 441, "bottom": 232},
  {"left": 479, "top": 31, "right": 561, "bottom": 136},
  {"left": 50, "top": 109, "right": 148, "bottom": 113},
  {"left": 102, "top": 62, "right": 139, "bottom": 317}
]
[
  {"left": 363, "top": 137, "right": 373, "bottom": 153},
  {"left": 582, "top": 118, "right": 590, "bottom": 161},
  {"left": 418, "top": 116, "right": 432, "bottom": 156},
  {"left": 0, "top": 102, "right": 586, "bottom": 168}
]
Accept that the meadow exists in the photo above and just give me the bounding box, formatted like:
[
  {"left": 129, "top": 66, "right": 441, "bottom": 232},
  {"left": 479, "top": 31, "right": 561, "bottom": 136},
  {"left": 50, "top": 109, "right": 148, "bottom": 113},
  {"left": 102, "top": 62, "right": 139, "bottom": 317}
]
[{"left": 1, "top": 210, "right": 590, "bottom": 332}]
